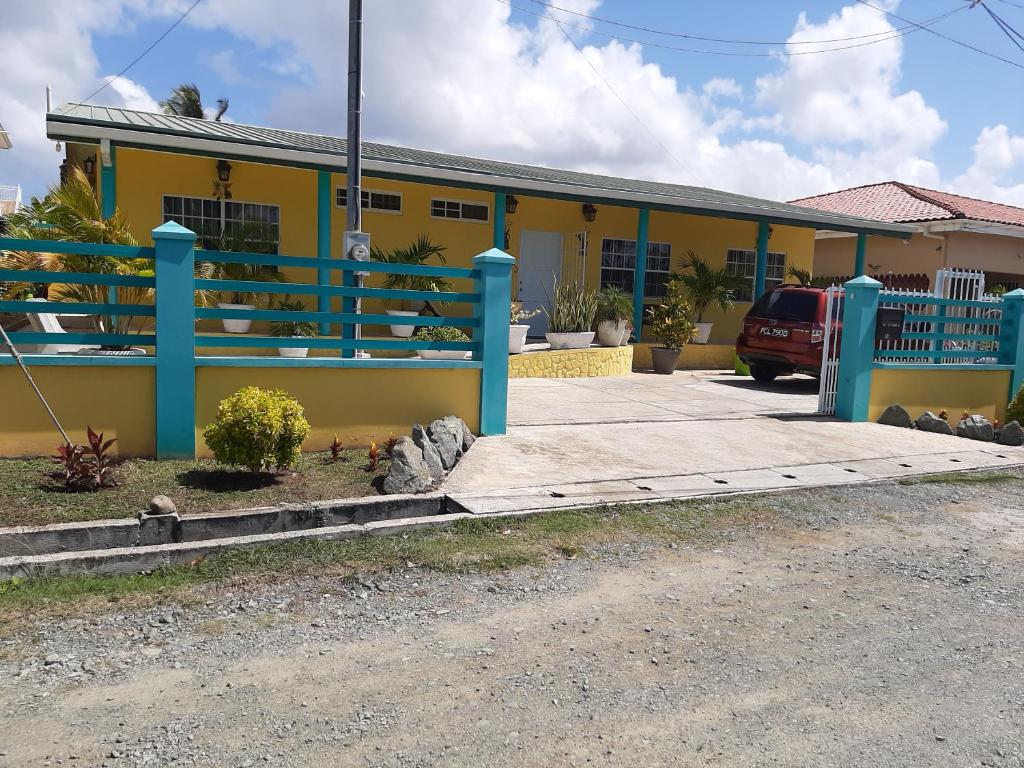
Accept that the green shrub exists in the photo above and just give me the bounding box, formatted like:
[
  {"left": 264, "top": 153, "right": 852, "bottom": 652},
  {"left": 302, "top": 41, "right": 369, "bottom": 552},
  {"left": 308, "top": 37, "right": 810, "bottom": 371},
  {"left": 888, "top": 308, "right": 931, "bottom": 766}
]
[
  {"left": 544, "top": 278, "right": 597, "bottom": 333},
  {"left": 203, "top": 387, "right": 310, "bottom": 473},
  {"left": 412, "top": 325, "right": 469, "bottom": 342},
  {"left": 1007, "top": 385, "right": 1024, "bottom": 425},
  {"left": 647, "top": 279, "right": 697, "bottom": 350}
]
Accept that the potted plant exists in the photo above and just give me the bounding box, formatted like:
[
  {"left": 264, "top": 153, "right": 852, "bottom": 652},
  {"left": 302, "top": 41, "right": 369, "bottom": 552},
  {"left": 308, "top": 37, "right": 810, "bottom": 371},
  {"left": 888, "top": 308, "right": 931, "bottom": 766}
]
[
  {"left": 672, "top": 251, "right": 745, "bottom": 344},
  {"left": 509, "top": 302, "right": 541, "bottom": 354},
  {"left": 269, "top": 296, "right": 318, "bottom": 358},
  {"left": 371, "top": 235, "right": 450, "bottom": 337},
  {"left": 207, "top": 223, "right": 284, "bottom": 334},
  {"left": 544, "top": 278, "right": 597, "bottom": 350},
  {"left": 594, "top": 286, "right": 633, "bottom": 347},
  {"left": 412, "top": 324, "right": 470, "bottom": 360},
  {"left": 646, "top": 279, "right": 697, "bottom": 374}
]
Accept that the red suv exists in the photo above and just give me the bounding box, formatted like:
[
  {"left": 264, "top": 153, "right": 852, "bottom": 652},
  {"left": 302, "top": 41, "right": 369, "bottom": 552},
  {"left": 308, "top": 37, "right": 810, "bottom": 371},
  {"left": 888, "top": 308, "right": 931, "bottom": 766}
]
[{"left": 735, "top": 285, "right": 833, "bottom": 382}]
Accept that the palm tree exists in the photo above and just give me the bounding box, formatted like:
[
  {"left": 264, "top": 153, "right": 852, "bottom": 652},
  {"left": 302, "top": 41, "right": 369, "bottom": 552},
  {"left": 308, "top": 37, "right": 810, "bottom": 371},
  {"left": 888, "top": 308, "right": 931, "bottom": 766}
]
[
  {"left": 160, "top": 83, "right": 229, "bottom": 121},
  {"left": 672, "top": 251, "right": 747, "bottom": 323}
]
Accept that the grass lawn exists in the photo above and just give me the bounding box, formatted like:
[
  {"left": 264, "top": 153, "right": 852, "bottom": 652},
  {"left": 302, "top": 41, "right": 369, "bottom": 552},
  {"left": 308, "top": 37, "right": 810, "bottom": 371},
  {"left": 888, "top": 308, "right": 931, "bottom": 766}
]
[{"left": 0, "top": 452, "right": 387, "bottom": 528}]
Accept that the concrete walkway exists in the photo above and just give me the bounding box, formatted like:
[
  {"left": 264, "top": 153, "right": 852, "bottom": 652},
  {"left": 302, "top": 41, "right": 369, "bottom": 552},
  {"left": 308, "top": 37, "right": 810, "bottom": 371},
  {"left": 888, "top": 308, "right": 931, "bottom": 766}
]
[{"left": 445, "top": 371, "right": 1024, "bottom": 513}]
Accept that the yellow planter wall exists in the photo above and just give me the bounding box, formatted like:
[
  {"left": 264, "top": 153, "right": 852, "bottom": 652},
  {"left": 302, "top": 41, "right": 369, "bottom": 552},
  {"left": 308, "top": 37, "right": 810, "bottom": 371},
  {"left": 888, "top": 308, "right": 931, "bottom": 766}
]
[
  {"left": 868, "top": 367, "right": 1012, "bottom": 424},
  {"left": 508, "top": 346, "right": 632, "bottom": 378},
  {"left": 108, "top": 146, "right": 816, "bottom": 341},
  {"left": 0, "top": 366, "right": 155, "bottom": 457}
]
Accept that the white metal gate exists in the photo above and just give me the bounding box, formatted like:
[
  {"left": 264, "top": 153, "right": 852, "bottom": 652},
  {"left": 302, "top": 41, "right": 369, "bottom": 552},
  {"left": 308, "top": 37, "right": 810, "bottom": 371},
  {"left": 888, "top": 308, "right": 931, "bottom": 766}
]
[{"left": 816, "top": 285, "right": 844, "bottom": 415}]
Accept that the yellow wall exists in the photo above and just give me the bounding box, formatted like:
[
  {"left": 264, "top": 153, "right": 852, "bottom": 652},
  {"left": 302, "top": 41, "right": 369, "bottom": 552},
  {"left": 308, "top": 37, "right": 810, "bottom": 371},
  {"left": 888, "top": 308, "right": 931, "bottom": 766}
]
[
  {"left": 509, "top": 345, "right": 632, "bottom": 378},
  {"left": 632, "top": 343, "right": 735, "bottom": 371},
  {"left": 868, "top": 367, "right": 1011, "bottom": 423},
  {"left": 195, "top": 366, "right": 480, "bottom": 457},
  {"left": 0, "top": 366, "right": 155, "bottom": 457},
  {"left": 105, "top": 145, "right": 816, "bottom": 343}
]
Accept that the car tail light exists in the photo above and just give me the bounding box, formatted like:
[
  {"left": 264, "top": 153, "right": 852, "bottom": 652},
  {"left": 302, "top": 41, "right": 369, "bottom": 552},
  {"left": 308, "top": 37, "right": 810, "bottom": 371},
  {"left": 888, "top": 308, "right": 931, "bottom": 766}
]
[{"left": 811, "top": 325, "right": 824, "bottom": 344}]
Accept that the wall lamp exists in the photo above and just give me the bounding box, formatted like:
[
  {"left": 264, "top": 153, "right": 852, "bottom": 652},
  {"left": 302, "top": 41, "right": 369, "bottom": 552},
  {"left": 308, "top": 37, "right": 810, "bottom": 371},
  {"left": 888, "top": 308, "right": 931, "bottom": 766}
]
[
  {"left": 216, "top": 159, "right": 233, "bottom": 182},
  {"left": 82, "top": 154, "right": 96, "bottom": 176},
  {"left": 505, "top": 194, "right": 519, "bottom": 215},
  {"left": 582, "top": 202, "right": 598, "bottom": 223}
]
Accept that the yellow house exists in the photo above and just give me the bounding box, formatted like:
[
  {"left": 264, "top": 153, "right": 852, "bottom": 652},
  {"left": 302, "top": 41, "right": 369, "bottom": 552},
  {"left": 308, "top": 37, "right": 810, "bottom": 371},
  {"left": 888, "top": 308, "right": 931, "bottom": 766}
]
[{"left": 48, "top": 103, "right": 911, "bottom": 360}]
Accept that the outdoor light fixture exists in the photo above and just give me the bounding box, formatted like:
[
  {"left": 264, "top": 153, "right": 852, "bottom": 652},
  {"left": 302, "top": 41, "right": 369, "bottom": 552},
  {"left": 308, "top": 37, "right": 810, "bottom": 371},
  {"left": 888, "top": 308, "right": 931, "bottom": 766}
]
[
  {"left": 214, "top": 160, "right": 233, "bottom": 200},
  {"left": 582, "top": 203, "right": 598, "bottom": 222},
  {"left": 216, "top": 159, "right": 232, "bottom": 182},
  {"left": 82, "top": 154, "right": 95, "bottom": 176},
  {"left": 505, "top": 195, "right": 519, "bottom": 215}
]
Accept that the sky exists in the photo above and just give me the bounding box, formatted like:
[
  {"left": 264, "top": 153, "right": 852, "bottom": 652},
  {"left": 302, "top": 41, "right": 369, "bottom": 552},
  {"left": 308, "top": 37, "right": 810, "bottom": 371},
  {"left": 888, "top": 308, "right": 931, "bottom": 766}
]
[{"left": 1, "top": 0, "right": 1023, "bottom": 205}]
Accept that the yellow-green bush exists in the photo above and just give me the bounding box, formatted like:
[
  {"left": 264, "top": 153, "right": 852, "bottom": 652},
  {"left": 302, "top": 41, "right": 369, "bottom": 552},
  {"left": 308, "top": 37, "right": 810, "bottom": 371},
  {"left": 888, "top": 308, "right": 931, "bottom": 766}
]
[
  {"left": 203, "top": 387, "right": 310, "bottom": 473},
  {"left": 1007, "top": 385, "right": 1024, "bottom": 425}
]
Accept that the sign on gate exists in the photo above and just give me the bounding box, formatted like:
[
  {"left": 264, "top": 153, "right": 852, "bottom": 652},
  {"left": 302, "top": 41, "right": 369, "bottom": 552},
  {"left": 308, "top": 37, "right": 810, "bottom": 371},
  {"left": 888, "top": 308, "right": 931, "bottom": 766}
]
[{"left": 875, "top": 307, "right": 906, "bottom": 342}]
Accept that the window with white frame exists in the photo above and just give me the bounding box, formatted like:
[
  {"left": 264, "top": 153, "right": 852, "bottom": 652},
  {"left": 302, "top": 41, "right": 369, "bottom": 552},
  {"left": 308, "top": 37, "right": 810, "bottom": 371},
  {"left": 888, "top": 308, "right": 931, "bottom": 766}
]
[
  {"left": 162, "top": 196, "right": 280, "bottom": 253},
  {"left": 335, "top": 187, "right": 402, "bottom": 213},
  {"left": 430, "top": 198, "right": 489, "bottom": 223},
  {"left": 599, "top": 238, "right": 672, "bottom": 298},
  {"left": 725, "top": 248, "right": 786, "bottom": 302}
]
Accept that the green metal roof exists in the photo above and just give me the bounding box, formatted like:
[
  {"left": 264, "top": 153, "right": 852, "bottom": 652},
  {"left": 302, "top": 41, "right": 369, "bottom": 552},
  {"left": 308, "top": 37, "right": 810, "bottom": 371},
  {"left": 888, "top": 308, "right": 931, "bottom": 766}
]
[{"left": 47, "top": 103, "right": 914, "bottom": 237}]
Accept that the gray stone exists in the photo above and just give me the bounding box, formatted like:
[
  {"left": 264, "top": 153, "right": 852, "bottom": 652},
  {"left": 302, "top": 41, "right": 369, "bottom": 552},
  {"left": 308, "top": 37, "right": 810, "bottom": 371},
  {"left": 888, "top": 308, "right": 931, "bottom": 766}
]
[
  {"left": 957, "top": 414, "right": 995, "bottom": 442},
  {"left": 382, "top": 436, "right": 432, "bottom": 494},
  {"left": 915, "top": 411, "right": 953, "bottom": 435},
  {"left": 412, "top": 423, "right": 445, "bottom": 480},
  {"left": 997, "top": 420, "right": 1024, "bottom": 446},
  {"left": 148, "top": 495, "right": 177, "bottom": 515},
  {"left": 460, "top": 421, "right": 476, "bottom": 452},
  {"left": 877, "top": 404, "right": 912, "bottom": 428},
  {"left": 428, "top": 418, "right": 462, "bottom": 470}
]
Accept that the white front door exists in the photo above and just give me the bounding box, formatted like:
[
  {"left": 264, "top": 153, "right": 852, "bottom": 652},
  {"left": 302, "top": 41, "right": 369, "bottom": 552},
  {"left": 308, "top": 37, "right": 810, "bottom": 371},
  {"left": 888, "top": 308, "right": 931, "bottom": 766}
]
[{"left": 518, "top": 230, "right": 563, "bottom": 336}]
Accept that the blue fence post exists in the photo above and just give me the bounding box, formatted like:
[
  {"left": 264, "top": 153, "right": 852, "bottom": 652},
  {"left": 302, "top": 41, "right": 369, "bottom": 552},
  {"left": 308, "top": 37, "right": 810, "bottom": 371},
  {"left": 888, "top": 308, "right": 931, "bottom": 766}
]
[
  {"left": 473, "top": 248, "right": 515, "bottom": 435},
  {"left": 152, "top": 221, "right": 197, "bottom": 459},
  {"left": 836, "top": 275, "right": 882, "bottom": 422},
  {"left": 998, "top": 288, "right": 1024, "bottom": 404}
]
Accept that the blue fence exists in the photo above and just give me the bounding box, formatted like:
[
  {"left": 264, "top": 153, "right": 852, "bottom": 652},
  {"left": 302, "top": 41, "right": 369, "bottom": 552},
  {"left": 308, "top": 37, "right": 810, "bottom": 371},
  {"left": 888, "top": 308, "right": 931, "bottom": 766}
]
[
  {"left": 835, "top": 275, "right": 1024, "bottom": 421},
  {"left": 0, "top": 222, "right": 514, "bottom": 456}
]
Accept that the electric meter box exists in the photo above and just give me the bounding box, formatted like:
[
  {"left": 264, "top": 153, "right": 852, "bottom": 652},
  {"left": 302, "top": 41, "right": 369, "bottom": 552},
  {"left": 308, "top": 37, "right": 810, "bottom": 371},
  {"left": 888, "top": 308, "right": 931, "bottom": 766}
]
[{"left": 343, "top": 230, "right": 371, "bottom": 276}]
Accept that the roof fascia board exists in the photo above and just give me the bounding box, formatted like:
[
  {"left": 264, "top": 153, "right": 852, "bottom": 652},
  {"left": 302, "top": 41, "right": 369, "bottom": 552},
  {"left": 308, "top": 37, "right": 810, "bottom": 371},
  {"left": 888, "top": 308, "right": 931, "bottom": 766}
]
[
  {"left": 924, "top": 219, "right": 1024, "bottom": 239},
  {"left": 48, "top": 117, "right": 915, "bottom": 238}
]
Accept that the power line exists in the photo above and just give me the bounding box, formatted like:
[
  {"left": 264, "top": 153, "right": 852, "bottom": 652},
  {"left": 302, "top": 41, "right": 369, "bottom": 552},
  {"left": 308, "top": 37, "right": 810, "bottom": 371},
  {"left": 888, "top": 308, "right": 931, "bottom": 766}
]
[
  {"left": 539, "top": 5, "right": 705, "bottom": 187},
  {"left": 854, "top": 0, "right": 1024, "bottom": 70},
  {"left": 996, "top": 0, "right": 1024, "bottom": 10},
  {"left": 76, "top": 0, "right": 204, "bottom": 106},
  {"left": 498, "top": 0, "right": 965, "bottom": 59},
  {"left": 521, "top": 0, "right": 965, "bottom": 47},
  {"left": 980, "top": 1, "right": 1024, "bottom": 52}
]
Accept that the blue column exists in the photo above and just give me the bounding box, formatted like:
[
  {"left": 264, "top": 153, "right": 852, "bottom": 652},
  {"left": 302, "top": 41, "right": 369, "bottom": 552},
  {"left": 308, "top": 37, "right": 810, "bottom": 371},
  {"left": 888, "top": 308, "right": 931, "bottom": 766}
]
[
  {"left": 632, "top": 208, "right": 650, "bottom": 339},
  {"left": 854, "top": 232, "right": 867, "bottom": 277},
  {"left": 101, "top": 144, "right": 118, "bottom": 305},
  {"left": 998, "top": 288, "right": 1024, "bottom": 403},
  {"left": 835, "top": 275, "right": 882, "bottom": 422},
  {"left": 473, "top": 247, "right": 515, "bottom": 435},
  {"left": 753, "top": 221, "right": 770, "bottom": 302},
  {"left": 152, "top": 221, "right": 197, "bottom": 459},
  {"left": 316, "top": 170, "right": 332, "bottom": 335},
  {"left": 493, "top": 192, "right": 507, "bottom": 250}
]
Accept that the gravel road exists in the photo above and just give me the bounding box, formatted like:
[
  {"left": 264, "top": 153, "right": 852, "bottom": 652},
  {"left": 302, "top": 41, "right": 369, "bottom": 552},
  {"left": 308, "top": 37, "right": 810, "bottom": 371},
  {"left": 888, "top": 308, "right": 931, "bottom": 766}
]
[{"left": 1, "top": 474, "right": 1023, "bottom": 767}]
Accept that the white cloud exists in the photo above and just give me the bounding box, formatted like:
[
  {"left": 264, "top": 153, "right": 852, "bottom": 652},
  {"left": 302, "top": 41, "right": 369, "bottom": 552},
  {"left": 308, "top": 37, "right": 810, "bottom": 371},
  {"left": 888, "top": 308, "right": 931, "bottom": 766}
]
[
  {"left": 952, "top": 125, "right": 1024, "bottom": 206},
  {"left": 703, "top": 78, "right": 743, "bottom": 100}
]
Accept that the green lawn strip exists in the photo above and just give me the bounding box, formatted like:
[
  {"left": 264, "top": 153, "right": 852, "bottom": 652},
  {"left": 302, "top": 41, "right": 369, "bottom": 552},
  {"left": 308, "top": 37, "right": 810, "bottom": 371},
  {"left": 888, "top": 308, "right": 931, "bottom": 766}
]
[
  {"left": 897, "top": 471, "right": 1021, "bottom": 487},
  {"left": 0, "top": 452, "right": 385, "bottom": 528},
  {"left": 0, "top": 496, "right": 765, "bottom": 629}
]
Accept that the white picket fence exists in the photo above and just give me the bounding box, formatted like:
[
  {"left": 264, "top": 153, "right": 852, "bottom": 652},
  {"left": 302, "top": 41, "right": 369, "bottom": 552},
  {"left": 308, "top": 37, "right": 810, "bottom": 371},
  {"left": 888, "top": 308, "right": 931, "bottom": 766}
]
[{"left": 816, "top": 285, "right": 844, "bottom": 415}]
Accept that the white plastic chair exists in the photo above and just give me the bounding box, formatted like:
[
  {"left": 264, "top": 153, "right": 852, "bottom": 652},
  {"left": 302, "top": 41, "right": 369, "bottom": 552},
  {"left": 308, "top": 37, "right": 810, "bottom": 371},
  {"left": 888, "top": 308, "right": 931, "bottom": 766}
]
[{"left": 25, "top": 298, "right": 97, "bottom": 354}]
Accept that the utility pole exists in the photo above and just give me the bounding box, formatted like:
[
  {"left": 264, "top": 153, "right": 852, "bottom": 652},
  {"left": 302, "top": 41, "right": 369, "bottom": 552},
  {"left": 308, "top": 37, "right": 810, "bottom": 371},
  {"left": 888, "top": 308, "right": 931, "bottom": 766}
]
[{"left": 343, "top": 0, "right": 370, "bottom": 357}]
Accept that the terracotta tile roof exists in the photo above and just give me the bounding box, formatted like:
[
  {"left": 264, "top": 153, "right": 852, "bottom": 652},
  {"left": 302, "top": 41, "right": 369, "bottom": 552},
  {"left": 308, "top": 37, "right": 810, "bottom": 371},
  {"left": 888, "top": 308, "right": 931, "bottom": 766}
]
[{"left": 790, "top": 182, "right": 1024, "bottom": 228}]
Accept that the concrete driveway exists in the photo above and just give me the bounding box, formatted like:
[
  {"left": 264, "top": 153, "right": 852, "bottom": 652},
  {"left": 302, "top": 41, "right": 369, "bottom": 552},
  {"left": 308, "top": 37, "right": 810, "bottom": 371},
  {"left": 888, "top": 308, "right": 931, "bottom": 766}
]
[{"left": 445, "top": 371, "right": 1024, "bottom": 513}]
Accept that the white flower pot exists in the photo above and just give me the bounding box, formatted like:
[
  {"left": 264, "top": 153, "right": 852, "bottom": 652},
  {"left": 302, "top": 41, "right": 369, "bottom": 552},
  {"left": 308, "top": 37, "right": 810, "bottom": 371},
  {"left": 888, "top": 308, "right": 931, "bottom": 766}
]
[
  {"left": 387, "top": 309, "right": 419, "bottom": 338},
  {"left": 693, "top": 322, "right": 713, "bottom": 345},
  {"left": 278, "top": 338, "right": 309, "bottom": 358},
  {"left": 619, "top": 324, "right": 631, "bottom": 345},
  {"left": 545, "top": 331, "right": 595, "bottom": 350},
  {"left": 218, "top": 302, "right": 255, "bottom": 334},
  {"left": 419, "top": 349, "right": 470, "bottom": 360},
  {"left": 509, "top": 324, "right": 529, "bottom": 354},
  {"left": 597, "top": 319, "right": 628, "bottom": 347}
]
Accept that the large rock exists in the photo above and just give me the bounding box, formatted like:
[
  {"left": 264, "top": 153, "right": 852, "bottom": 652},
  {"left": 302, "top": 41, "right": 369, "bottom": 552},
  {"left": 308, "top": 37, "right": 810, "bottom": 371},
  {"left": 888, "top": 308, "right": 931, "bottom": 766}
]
[
  {"left": 915, "top": 411, "right": 953, "bottom": 435},
  {"left": 997, "top": 420, "right": 1024, "bottom": 446},
  {"left": 412, "top": 423, "right": 445, "bottom": 480},
  {"left": 428, "top": 417, "right": 463, "bottom": 470},
  {"left": 382, "top": 436, "right": 432, "bottom": 494},
  {"left": 148, "top": 495, "right": 177, "bottom": 515},
  {"left": 877, "top": 404, "right": 912, "bottom": 428},
  {"left": 460, "top": 421, "right": 476, "bottom": 452},
  {"left": 957, "top": 414, "right": 995, "bottom": 442}
]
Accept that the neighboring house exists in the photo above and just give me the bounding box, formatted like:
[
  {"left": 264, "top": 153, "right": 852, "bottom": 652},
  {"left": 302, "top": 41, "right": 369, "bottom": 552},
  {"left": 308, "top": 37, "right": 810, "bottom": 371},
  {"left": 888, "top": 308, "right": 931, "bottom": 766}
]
[
  {"left": 45, "top": 103, "right": 911, "bottom": 346},
  {"left": 792, "top": 182, "right": 1024, "bottom": 291},
  {"left": 0, "top": 186, "right": 20, "bottom": 218}
]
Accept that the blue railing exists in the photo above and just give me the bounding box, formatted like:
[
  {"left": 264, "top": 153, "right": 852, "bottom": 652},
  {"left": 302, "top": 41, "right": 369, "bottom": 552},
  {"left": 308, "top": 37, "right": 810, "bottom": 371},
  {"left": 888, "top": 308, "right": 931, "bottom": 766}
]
[{"left": 0, "top": 222, "right": 515, "bottom": 455}]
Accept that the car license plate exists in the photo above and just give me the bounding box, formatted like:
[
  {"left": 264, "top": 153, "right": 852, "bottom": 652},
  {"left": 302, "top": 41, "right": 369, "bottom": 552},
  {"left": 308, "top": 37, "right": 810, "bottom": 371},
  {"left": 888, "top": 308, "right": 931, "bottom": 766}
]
[{"left": 759, "top": 327, "right": 789, "bottom": 338}]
